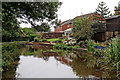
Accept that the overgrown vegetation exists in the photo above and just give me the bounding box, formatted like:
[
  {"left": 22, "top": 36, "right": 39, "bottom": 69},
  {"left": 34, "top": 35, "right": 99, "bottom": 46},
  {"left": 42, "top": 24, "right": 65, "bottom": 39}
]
[
  {"left": 72, "top": 18, "right": 95, "bottom": 43},
  {"left": 103, "top": 36, "right": 120, "bottom": 78},
  {"left": 86, "top": 36, "right": 120, "bottom": 78},
  {"left": 22, "top": 28, "right": 37, "bottom": 36},
  {"left": 2, "top": 42, "right": 23, "bottom": 72}
]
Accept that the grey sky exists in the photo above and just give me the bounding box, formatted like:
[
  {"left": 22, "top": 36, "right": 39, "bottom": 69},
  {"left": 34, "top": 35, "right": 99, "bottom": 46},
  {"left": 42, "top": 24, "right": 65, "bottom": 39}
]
[
  {"left": 58, "top": 0, "right": 120, "bottom": 22},
  {"left": 20, "top": 0, "right": 120, "bottom": 31}
]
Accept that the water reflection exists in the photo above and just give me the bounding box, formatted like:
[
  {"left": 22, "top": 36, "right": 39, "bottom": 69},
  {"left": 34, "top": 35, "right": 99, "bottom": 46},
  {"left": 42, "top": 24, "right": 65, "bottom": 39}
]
[
  {"left": 2, "top": 45, "right": 115, "bottom": 79},
  {"left": 16, "top": 56, "right": 78, "bottom": 78},
  {"left": 16, "top": 45, "right": 103, "bottom": 78}
]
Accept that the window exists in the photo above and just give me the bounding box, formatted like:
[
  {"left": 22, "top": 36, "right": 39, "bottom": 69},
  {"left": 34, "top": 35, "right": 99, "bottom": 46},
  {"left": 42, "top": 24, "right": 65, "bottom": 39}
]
[{"left": 68, "top": 24, "right": 69, "bottom": 27}]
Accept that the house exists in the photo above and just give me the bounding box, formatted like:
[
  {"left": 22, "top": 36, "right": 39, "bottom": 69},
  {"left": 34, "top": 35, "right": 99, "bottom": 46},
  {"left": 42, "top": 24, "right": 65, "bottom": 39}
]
[
  {"left": 91, "top": 15, "right": 120, "bottom": 41},
  {"left": 94, "top": 1, "right": 120, "bottom": 41},
  {"left": 55, "top": 13, "right": 94, "bottom": 39},
  {"left": 54, "top": 12, "right": 120, "bottom": 41},
  {"left": 55, "top": 19, "right": 73, "bottom": 39}
]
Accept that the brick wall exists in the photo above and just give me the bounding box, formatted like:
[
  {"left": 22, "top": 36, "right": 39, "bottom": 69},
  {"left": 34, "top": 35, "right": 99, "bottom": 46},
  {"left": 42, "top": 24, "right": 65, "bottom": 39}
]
[
  {"left": 42, "top": 32, "right": 64, "bottom": 39},
  {"left": 55, "top": 23, "right": 73, "bottom": 32}
]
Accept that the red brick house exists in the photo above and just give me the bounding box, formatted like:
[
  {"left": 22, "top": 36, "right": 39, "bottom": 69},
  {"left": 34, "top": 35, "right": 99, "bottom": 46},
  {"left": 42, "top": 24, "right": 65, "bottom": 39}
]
[
  {"left": 55, "top": 19, "right": 73, "bottom": 32},
  {"left": 55, "top": 13, "right": 119, "bottom": 41},
  {"left": 55, "top": 13, "right": 94, "bottom": 39}
]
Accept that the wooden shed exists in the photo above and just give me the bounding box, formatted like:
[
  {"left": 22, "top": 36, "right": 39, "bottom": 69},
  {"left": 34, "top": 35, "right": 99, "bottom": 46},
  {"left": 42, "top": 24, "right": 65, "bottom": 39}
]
[
  {"left": 93, "top": 15, "right": 120, "bottom": 41},
  {"left": 106, "top": 15, "right": 120, "bottom": 32}
]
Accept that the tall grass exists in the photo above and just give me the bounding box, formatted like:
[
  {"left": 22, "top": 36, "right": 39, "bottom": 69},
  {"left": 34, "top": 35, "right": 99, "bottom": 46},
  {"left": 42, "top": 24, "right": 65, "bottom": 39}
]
[{"left": 104, "top": 36, "right": 120, "bottom": 78}]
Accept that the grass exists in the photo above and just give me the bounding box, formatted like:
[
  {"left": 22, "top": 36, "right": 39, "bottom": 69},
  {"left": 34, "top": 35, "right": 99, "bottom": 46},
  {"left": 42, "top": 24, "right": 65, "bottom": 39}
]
[
  {"left": 47, "top": 38, "right": 60, "bottom": 42},
  {"left": 38, "top": 38, "right": 67, "bottom": 42}
]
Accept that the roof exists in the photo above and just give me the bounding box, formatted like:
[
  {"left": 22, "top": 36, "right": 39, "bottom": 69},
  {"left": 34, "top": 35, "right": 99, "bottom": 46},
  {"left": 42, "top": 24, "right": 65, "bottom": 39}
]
[
  {"left": 61, "top": 19, "right": 73, "bottom": 26},
  {"left": 73, "top": 13, "right": 94, "bottom": 21},
  {"left": 61, "top": 13, "right": 94, "bottom": 26},
  {"left": 106, "top": 15, "right": 120, "bottom": 20}
]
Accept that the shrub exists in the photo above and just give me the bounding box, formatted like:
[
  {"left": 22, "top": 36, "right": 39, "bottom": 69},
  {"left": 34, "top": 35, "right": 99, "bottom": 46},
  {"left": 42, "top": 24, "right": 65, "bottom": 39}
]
[
  {"left": 72, "top": 18, "right": 95, "bottom": 43},
  {"left": 42, "top": 39, "right": 47, "bottom": 42},
  {"left": 58, "top": 39, "right": 62, "bottom": 42},
  {"left": 2, "top": 42, "right": 22, "bottom": 71},
  {"left": 34, "top": 37, "right": 38, "bottom": 42},
  {"left": 87, "top": 40, "right": 95, "bottom": 53}
]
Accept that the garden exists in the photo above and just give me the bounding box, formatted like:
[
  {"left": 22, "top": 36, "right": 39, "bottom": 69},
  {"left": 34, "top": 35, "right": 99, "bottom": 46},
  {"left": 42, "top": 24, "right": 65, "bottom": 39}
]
[{"left": 1, "top": 1, "right": 120, "bottom": 79}]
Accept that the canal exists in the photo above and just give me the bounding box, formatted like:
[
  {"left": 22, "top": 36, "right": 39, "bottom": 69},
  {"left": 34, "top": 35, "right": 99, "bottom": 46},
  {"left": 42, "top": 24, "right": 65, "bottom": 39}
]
[{"left": 2, "top": 44, "right": 115, "bottom": 79}]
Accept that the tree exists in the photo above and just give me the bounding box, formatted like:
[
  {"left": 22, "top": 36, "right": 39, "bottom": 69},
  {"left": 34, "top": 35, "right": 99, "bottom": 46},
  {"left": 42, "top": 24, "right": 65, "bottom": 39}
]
[
  {"left": 34, "top": 22, "right": 50, "bottom": 32},
  {"left": 2, "top": 2, "right": 62, "bottom": 41},
  {"left": 95, "top": 1, "right": 111, "bottom": 21},
  {"left": 2, "top": 2, "right": 62, "bottom": 27},
  {"left": 72, "top": 18, "right": 95, "bottom": 43},
  {"left": 2, "top": 5, "right": 22, "bottom": 41},
  {"left": 22, "top": 28, "right": 37, "bottom": 36}
]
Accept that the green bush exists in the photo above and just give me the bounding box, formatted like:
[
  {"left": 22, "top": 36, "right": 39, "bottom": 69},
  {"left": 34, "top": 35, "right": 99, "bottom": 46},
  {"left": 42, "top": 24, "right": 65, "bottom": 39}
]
[
  {"left": 87, "top": 40, "right": 95, "bottom": 53},
  {"left": 2, "top": 42, "right": 22, "bottom": 72},
  {"left": 58, "top": 39, "right": 62, "bottom": 42},
  {"left": 47, "top": 38, "right": 60, "bottom": 42},
  {"left": 34, "top": 37, "right": 38, "bottom": 42},
  {"left": 42, "top": 39, "right": 47, "bottom": 42},
  {"left": 53, "top": 44, "right": 61, "bottom": 49},
  {"left": 72, "top": 46, "right": 80, "bottom": 49},
  {"left": 66, "top": 46, "right": 72, "bottom": 50}
]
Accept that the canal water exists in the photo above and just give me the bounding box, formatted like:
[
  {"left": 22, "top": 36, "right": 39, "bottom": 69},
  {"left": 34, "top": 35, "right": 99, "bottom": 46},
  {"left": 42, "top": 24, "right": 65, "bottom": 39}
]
[
  {"left": 2, "top": 45, "right": 115, "bottom": 79},
  {"left": 16, "top": 56, "right": 78, "bottom": 78}
]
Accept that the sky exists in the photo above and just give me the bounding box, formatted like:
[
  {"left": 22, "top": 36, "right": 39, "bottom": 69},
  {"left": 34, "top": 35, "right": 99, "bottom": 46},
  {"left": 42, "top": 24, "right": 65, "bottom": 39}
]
[{"left": 20, "top": 0, "right": 120, "bottom": 31}]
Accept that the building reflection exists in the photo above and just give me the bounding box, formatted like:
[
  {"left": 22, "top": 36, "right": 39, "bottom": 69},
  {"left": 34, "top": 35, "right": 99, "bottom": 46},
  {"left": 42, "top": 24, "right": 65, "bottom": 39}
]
[{"left": 27, "top": 45, "right": 115, "bottom": 78}]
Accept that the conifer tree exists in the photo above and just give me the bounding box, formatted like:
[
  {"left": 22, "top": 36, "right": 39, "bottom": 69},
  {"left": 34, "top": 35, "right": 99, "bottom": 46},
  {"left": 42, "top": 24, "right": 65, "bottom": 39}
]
[{"left": 95, "top": 1, "right": 111, "bottom": 20}]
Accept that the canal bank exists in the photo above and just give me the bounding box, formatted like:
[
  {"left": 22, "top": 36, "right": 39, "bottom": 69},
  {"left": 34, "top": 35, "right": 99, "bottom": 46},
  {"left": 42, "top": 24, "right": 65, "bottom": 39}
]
[{"left": 2, "top": 39, "right": 119, "bottom": 79}]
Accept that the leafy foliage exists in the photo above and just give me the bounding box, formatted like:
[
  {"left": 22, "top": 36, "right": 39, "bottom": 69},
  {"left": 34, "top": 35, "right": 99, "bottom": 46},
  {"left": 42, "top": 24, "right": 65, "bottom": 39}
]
[
  {"left": 88, "top": 36, "right": 120, "bottom": 78},
  {"left": 2, "top": 7, "right": 22, "bottom": 41},
  {"left": 87, "top": 40, "right": 95, "bottom": 53},
  {"left": 2, "top": 2, "right": 62, "bottom": 26},
  {"left": 22, "top": 28, "right": 37, "bottom": 36},
  {"left": 72, "top": 18, "right": 95, "bottom": 43},
  {"left": 34, "top": 22, "right": 50, "bottom": 32},
  {"left": 2, "top": 42, "right": 22, "bottom": 72},
  {"left": 2, "top": 2, "right": 62, "bottom": 41},
  {"left": 104, "top": 36, "right": 120, "bottom": 76}
]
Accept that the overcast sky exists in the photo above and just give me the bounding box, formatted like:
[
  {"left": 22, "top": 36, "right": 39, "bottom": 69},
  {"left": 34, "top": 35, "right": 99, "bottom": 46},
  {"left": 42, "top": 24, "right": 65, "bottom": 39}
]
[
  {"left": 58, "top": 0, "right": 120, "bottom": 22},
  {"left": 20, "top": 0, "right": 120, "bottom": 31}
]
